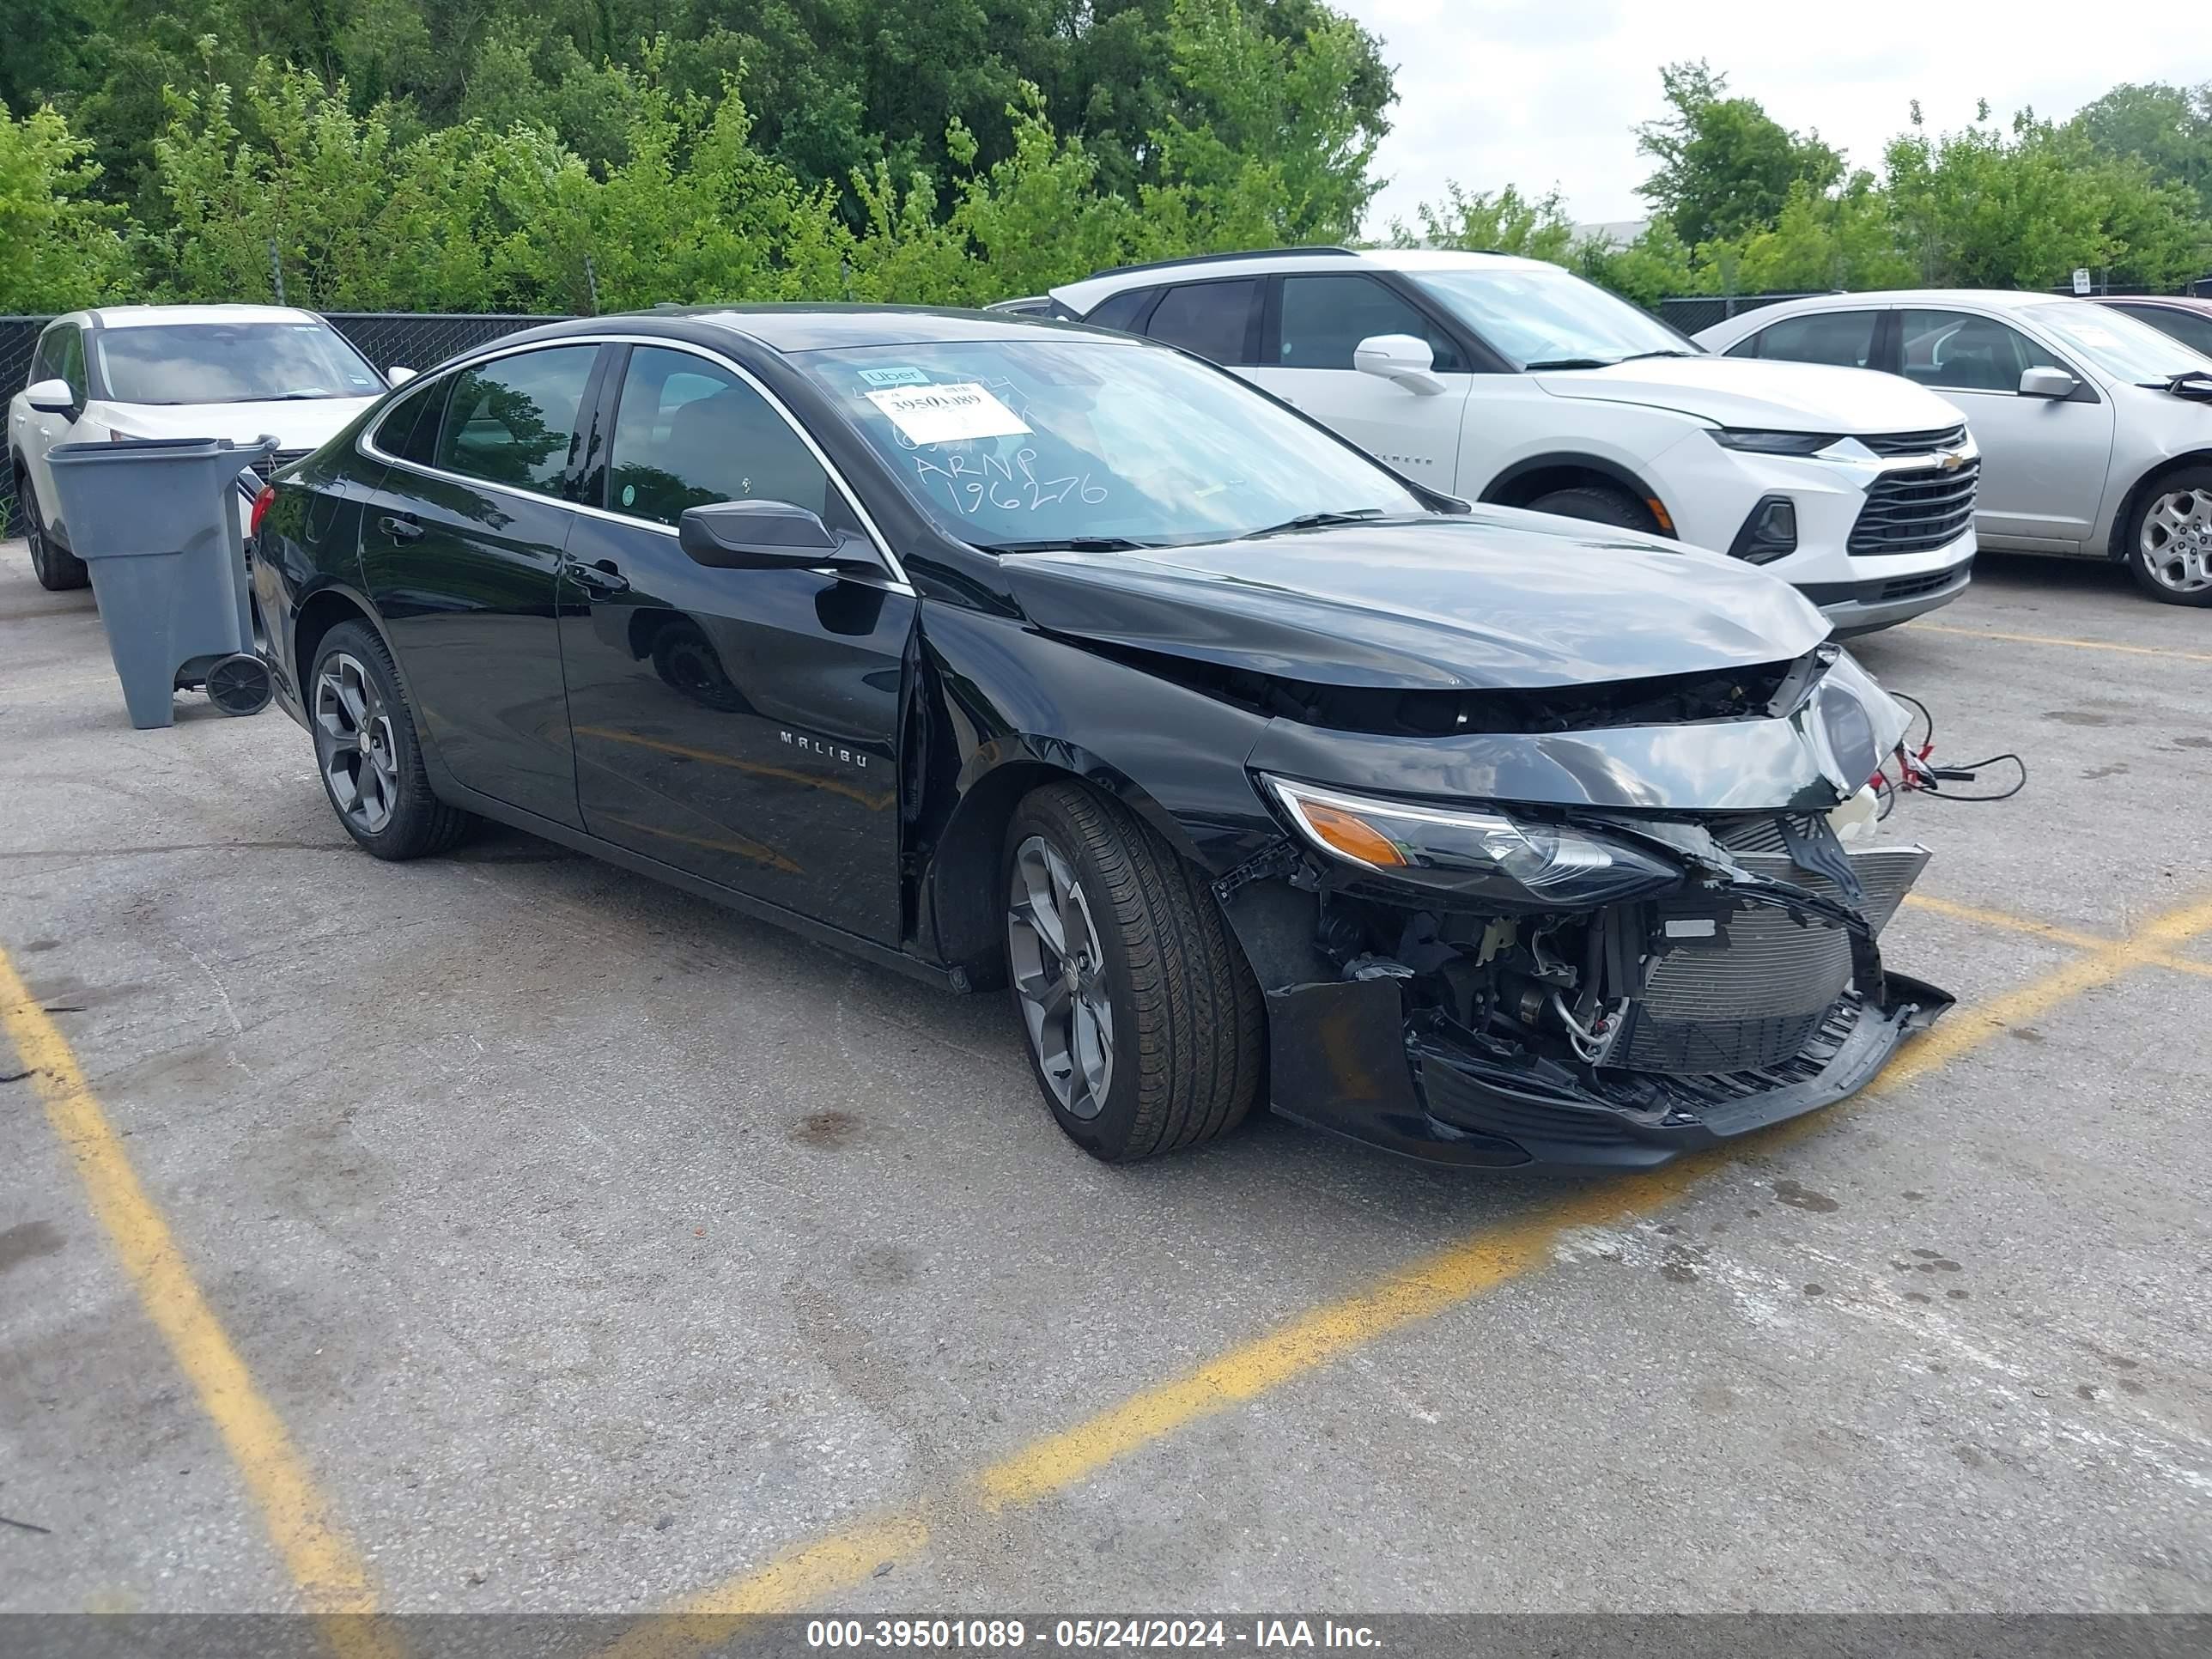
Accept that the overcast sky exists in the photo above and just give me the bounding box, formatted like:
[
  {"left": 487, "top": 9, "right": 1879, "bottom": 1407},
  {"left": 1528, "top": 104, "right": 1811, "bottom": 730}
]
[{"left": 1338, "top": 0, "right": 2212, "bottom": 236}]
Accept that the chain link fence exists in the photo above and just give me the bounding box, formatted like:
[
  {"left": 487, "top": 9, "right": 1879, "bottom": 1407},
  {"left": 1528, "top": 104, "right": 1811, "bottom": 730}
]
[
  {"left": 1654, "top": 292, "right": 1829, "bottom": 337},
  {"left": 3, "top": 313, "right": 564, "bottom": 538}
]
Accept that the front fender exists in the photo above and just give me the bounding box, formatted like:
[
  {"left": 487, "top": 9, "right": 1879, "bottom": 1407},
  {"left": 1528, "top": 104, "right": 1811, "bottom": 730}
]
[{"left": 909, "top": 604, "right": 1281, "bottom": 975}]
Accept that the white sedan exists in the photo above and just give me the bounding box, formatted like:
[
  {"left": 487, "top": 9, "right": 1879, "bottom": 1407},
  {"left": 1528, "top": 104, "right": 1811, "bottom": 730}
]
[
  {"left": 1698, "top": 289, "right": 2212, "bottom": 605},
  {"left": 8, "top": 305, "right": 392, "bottom": 592}
]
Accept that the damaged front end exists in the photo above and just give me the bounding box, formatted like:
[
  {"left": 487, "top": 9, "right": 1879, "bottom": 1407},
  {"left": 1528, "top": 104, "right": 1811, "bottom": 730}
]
[{"left": 1216, "top": 649, "right": 1954, "bottom": 1170}]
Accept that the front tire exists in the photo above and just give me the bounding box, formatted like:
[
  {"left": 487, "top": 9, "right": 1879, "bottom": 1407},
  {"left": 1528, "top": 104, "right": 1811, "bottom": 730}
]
[
  {"left": 1003, "top": 782, "right": 1264, "bottom": 1162},
  {"left": 310, "top": 621, "right": 476, "bottom": 859},
  {"left": 19, "top": 471, "right": 90, "bottom": 592},
  {"left": 2124, "top": 469, "right": 2212, "bottom": 606},
  {"left": 1525, "top": 483, "right": 1657, "bottom": 533}
]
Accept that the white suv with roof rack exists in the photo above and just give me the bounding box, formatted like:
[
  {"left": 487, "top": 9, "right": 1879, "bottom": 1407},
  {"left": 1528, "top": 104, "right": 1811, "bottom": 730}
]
[
  {"left": 1049, "top": 248, "right": 1980, "bottom": 635},
  {"left": 8, "top": 304, "right": 389, "bottom": 592}
]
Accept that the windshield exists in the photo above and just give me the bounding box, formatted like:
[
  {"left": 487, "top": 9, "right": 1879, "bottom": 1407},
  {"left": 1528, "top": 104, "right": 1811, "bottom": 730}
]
[
  {"left": 794, "top": 339, "right": 1423, "bottom": 549},
  {"left": 95, "top": 322, "right": 386, "bottom": 404},
  {"left": 2031, "top": 301, "right": 2212, "bottom": 386},
  {"left": 1408, "top": 265, "right": 1696, "bottom": 369}
]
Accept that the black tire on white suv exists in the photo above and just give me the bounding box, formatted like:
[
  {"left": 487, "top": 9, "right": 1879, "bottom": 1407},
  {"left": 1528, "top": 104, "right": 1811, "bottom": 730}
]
[{"left": 16, "top": 469, "right": 90, "bottom": 592}]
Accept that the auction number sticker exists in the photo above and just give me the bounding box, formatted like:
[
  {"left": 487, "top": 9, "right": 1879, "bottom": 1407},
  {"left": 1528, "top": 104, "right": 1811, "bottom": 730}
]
[{"left": 866, "top": 381, "right": 1031, "bottom": 446}]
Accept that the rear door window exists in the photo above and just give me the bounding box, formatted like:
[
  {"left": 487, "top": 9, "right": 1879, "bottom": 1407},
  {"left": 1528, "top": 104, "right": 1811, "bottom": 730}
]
[
  {"left": 1736, "top": 310, "right": 1880, "bottom": 368},
  {"left": 433, "top": 345, "right": 600, "bottom": 492},
  {"left": 1277, "top": 274, "right": 1461, "bottom": 370},
  {"left": 1145, "top": 280, "right": 1260, "bottom": 364}
]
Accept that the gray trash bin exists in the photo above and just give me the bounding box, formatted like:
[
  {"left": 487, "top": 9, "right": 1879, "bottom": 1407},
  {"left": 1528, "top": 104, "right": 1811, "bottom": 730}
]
[{"left": 45, "top": 435, "right": 278, "bottom": 730}]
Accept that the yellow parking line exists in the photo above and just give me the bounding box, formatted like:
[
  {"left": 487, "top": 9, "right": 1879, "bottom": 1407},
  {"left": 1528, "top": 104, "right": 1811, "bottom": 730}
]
[
  {"left": 1906, "top": 621, "right": 2212, "bottom": 665},
  {"left": 0, "top": 948, "right": 399, "bottom": 1659},
  {"left": 607, "top": 891, "right": 2212, "bottom": 1644},
  {"left": 595, "top": 1516, "right": 932, "bottom": 1659},
  {"left": 1905, "top": 892, "right": 2212, "bottom": 981}
]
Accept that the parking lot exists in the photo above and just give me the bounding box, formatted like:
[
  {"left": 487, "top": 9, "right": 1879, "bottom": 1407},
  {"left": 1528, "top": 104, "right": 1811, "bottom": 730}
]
[{"left": 3, "top": 537, "right": 2209, "bottom": 1626}]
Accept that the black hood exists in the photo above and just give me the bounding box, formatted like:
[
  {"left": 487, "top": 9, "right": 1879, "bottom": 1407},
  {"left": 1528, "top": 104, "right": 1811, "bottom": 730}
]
[{"left": 1000, "top": 514, "right": 1830, "bottom": 691}]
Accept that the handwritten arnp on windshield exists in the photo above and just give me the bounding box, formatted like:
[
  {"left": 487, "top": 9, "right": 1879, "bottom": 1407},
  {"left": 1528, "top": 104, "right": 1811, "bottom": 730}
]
[{"left": 917, "top": 447, "right": 1109, "bottom": 515}]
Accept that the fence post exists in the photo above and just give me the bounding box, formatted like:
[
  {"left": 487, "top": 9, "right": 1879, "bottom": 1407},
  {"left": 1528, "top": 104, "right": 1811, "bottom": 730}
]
[{"left": 268, "top": 240, "right": 286, "bottom": 307}]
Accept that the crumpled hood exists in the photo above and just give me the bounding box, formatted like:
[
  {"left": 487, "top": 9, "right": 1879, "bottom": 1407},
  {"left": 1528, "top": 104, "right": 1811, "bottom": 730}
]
[
  {"left": 1002, "top": 512, "right": 1830, "bottom": 691},
  {"left": 101, "top": 396, "right": 380, "bottom": 452},
  {"left": 1535, "top": 356, "right": 1963, "bottom": 434}
]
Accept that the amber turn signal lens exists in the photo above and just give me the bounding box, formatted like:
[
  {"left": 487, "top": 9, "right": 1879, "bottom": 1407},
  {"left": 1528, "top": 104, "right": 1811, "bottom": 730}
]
[{"left": 1298, "top": 799, "right": 1407, "bottom": 868}]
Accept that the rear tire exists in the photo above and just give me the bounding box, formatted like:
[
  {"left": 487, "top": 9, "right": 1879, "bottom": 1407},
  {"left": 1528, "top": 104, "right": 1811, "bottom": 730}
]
[
  {"left": 2123, "top": 467, "right": 2212, "bottom": 606},
  {"left": 19, "top": 471, "right": 90, "bottom": 592},
  {"left": 1525, "top": 483, "right": 1658, "bottom": 534},
  {"left": 1003, "top": 781, "right": 1264, "bottom": 1162},
  {"left": 309, "top": 621, "right": 477, "bottom": 860}
]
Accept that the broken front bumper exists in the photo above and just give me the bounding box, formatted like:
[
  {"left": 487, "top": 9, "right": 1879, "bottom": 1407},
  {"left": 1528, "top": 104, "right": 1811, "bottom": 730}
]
[{"left": 1264, "top": 968, "right": 1952, "bottom": 1170}]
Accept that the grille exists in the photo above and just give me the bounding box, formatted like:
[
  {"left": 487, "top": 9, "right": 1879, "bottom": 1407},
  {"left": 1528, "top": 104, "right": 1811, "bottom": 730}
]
[
  {"left": 1857, "top": 424, "right": 1967, "bottom": 458},
  {"left": 1877, "top": 568, "right": 1961, "bottom": 601},
  {"left": 1610, "top": 843, "right": 1927, "bottom": 1074},
  {"left": 1850, "top": 459, "right": 1979, "bottom": 555}
]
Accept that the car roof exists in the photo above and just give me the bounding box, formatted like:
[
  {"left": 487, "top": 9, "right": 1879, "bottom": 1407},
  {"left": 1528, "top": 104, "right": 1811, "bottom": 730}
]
[
  {"left": 1048, "top": 246, "right": 1553, "bottom": 316},
  {"left": 520, "top": 304, "right": 1144, "bottom": 355},
  {"left": 2099, "top": 294, "right": 2212, "bottom": 315},
  {"left": 83, "top": 304, "right": 330, "bottom": 330}
]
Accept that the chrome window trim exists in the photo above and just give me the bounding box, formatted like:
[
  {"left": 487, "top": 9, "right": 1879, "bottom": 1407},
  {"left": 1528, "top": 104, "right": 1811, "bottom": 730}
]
[{"left": 356, "top": 331, "right": 910, "bottom": 589}]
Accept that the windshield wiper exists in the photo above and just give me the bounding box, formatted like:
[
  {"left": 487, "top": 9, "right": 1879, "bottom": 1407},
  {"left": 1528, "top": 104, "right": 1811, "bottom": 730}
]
[
  {"left": 1620, "top": 349, "right": 1695, "bottom": 361},
  {"left": 1522, "top": 356, "right": 1615, "bottom": 370},
  {"left": 2162, "top": 370, "right": 2212, "bottom": 401},
  {"left": 972, "top": 535, "right": 1157, "bottom": 554},
  {"left": 1239, "top": 508, "right": 1389, "bottom": 540}
]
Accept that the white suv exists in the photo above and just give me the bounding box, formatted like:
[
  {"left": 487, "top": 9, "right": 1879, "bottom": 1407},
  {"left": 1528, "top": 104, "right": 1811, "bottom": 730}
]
[
  {"left": 9, "top": 305, "right": 389, "bottom": 592},
  {"left": 1049, "top": 249, "right": 1979, "bottom": 635}
]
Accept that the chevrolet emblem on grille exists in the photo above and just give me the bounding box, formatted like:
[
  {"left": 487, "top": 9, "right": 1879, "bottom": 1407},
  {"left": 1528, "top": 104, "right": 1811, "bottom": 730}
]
[{"left": 1937, "top": 450, "right": 1966, "bottom": 471}]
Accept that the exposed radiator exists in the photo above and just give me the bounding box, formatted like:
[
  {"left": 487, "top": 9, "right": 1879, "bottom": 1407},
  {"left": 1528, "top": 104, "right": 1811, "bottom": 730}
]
[{"left": 1607, "top": 842, "right": 1929, "bottom": 1075}]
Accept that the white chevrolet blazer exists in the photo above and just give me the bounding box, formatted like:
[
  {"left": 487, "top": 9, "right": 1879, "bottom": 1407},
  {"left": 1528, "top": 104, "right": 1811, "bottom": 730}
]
[{"left": 1048, "top": 248, "right": 1978, "bottom": 635}]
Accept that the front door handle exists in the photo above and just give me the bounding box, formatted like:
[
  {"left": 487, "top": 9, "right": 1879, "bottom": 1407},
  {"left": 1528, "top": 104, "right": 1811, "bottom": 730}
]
[
  {"left": 569, "top": 558, "right": 630, "bottom": 595},
  {"left": 379, "top": 514, "right": 425, "bottom": 543}
]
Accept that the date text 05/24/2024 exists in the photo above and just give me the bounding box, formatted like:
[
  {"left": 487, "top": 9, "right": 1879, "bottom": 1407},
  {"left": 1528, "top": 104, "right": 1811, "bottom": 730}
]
[{"left": 805, "top": 1619, "right": 1383, "bottom": 1650}]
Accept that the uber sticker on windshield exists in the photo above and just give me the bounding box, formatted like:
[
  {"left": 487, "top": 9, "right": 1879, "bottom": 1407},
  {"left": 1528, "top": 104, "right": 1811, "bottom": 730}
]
[
  {"left": 858, "top": 365, "right": 931, "bottom": 388},
  {"left": 866, "top": 381, "right": 1030, "bottom": 445}
]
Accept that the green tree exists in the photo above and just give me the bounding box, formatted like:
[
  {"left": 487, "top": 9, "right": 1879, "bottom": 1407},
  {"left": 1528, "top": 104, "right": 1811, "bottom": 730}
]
[
  {"left": 2072, "top": 82, "right": 2212, "bottom": 218},
  {"left": 1882, "top": 100, "right": 2205, "bottom": 289},
  {"left": 1392, "top": 181, "right": 1579, "bottom": 261},
  {"left": 0, "top": 98, "right": 134, "bottom": 311},
  {"left": 1148, "top": 0, "right": 1392, "bottom": 246},
  {"left": 1635, "top": 60, "right": 1843, "bottom": 246}
]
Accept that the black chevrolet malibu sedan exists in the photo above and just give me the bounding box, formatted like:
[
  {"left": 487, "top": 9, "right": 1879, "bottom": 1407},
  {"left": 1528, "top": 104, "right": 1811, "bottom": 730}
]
[{"left": 252, "top": 306, "right": 1950, "bottom": 1169}]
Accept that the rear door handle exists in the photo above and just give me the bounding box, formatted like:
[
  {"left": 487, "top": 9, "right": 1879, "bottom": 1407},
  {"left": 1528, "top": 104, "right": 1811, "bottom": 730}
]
[
  {"left": 568, "top": 558, "right": 630, "bottom": 595},
  {"left": 379, "top": 514, "right": 424, "bottom": 543}
]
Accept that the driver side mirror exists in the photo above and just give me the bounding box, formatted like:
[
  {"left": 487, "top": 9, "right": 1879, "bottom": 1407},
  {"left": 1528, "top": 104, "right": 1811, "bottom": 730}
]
[
  {"left": 678, "top": 498, "right": 875, "bottom": 572},
  {"left": 386, "top": 366, "right": 418, "bottom": 386},
  {"left": 25, "top": 377, "right": 77, "bottom": 416},
  {"left": 2019, "top": 366, "right": 2079, "bottom": 399},
  {"left": 1353, "top": 333, "right": 1447, "bottom": 397}
]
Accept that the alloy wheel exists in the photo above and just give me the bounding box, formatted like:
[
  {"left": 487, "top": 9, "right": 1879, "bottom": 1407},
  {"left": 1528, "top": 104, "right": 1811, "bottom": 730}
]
[
  {"left": 2139, "top": 488, "right": 2212, "bottom": 595},
  {"left": 1006, "top": 834, "right": 1116, "bottom": 1121},
  {"left": 314, "top": 652, "right": 401, "bottom": 835}
]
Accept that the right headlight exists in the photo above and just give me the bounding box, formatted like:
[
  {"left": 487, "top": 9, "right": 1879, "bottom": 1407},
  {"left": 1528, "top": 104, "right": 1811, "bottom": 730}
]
[
  {"left": 1709, "top": 428, "right": 1838, "bottom": 456},
  {"left": 1262, "top": 776, "right": 1683, "bottom": 908}
]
